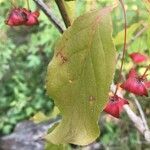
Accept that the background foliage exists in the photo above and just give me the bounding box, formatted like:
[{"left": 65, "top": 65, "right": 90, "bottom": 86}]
[{"left": 0, "top": 0, "right": 150, "bottom": 149}]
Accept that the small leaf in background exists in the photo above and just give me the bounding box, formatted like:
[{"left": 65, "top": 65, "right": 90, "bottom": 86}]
[
  {"left": 143, "top": 0, "right": 150, "bottom": 14},
  {"left": 27, "top": 55, "right": 41, "bottom": 68},
  {"left": 86, "top": 0, "right": 97, "bottom": 11},
  {"left": 49, "top": 106, "right": 60, "bottom": 118},
  {"left": 64, "top": 0, "right": 76, "bottom": 22},
  {"left": 31, "top": 112, "right": 49, "bottom": 123},
  {"left": 46, "top": 7, "right": 116, "bottom": 145},
  {"left": 114, "top": 23, "right": 141, "bottom": 46}
]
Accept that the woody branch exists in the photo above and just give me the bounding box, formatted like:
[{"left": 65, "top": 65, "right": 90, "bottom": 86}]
[{"left": 33, "top": 0, "right": 64, "bottom": 33}]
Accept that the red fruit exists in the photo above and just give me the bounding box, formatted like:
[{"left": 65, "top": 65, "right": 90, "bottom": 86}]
[
  {"left": 129, "top": 52, "right": 148, "bottom": 64},
  {"left": 25, "top": 11, "right": 39, "bottom": 26},
  {"left": 32, "top": 11, "right": 40, "bottom": 17},
  {"left": 21, "top": 8, "right": 30, "bottom": 16},
  {"left": 5, "top": 8, "right": 40, "bottom": 26},
  {"left": 121, "top": 69, "right": 148, "bottom": 96},
  {"left": 5, "top": 8, "right": 28, "bottom": 26},
  {"left": 25, "top": 13, "right": 39, "bottom": 26},
  {"left": 145, "top": 81, "right": 150, "bottom": 88},
  {"left": 103, "top": 95, "right": 129, "bottom": 118},
  {"left": 127, "top": 68, "right": 137, "bottom": 78}
]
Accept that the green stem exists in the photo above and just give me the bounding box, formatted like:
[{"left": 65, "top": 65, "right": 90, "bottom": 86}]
[
  {"left": 114, "top": 0, "right": 127, "bottom": 95},
  {"left": 8, "top": 0, "right": 16, "bottom": 7},
  {"left": 11, "top": 0, "right": 17, "bottom": 7},
  {"left": 26, "top": 0, "right": 30, "bottom": 10}
]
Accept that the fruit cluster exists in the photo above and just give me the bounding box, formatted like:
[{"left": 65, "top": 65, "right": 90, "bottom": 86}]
[
  {"left": 104, "top": 52, "right": 150, "bottom": 118},
  {"left": 5, "top": 8, "right": 40, "bottom": 26}
]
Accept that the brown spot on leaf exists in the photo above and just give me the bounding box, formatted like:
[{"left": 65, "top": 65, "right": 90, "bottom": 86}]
[{"left": 56, "top": 50, "right": 68, "bottom": 64}]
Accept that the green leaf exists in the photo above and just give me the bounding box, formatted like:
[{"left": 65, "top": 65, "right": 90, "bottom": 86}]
[
  {"left": 114, "top": 23, "right": 141, "bottom": 46},
  {"left": 86, "top": 0, "right": 98, "bottom": 11},
  {"left": 46, "top": 7, "right": 116, "bottom": 145},
  {"left": 31, "top": 112, "right": 49, "bottom": 123},
  {"left": 143, "top": 0, "right": 150, "bottom": 14},
  {"left": 64, "top": 0, "right": 76, "bottom": 22},
  {"left": 45, "top": 143, "right": 70, "bottom": 150}
]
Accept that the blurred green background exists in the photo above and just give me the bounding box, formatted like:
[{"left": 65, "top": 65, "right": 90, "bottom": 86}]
[{"left": 0, "top": 0, "right": 150, "bottom": 149}]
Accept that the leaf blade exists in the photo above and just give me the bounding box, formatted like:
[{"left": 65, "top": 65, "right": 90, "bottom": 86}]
[{"left": 46, "top": 7, "right": 116, "bottom": 145}]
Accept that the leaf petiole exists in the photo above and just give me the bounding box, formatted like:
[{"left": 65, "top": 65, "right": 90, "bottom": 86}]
[{"left": 114, "top": 0, "right": 127, "bottom": 95}]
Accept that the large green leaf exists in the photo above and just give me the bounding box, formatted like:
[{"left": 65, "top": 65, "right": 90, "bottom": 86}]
[{"left": 46, "top": 7, "right": 116, "bottom": 145}]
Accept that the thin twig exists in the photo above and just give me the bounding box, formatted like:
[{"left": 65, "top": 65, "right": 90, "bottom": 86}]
[
  {"left": 130, "top": 94, "right": 149, "bottom": 131},
  {"left": 141, "top": 64, "right": 150, "bottom": 79},
  {"left": 33, "top": 0, "right": 64, "bottom": 33},
  {"left": 55, "top": 0, "right": 71, "bottom": 28},
  {"left": 123, "top": 105, "right": 145, "bottom": 133},
  {"left": 123, "top": 105, "right": 150, "bottom": 142}
]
